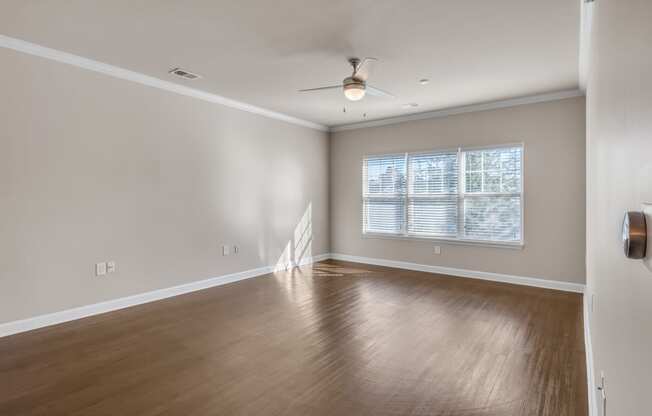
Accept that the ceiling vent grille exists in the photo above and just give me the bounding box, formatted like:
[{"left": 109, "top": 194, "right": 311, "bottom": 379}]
[{"left": 168, "top": 68, "right": 202, "bottom": 80}]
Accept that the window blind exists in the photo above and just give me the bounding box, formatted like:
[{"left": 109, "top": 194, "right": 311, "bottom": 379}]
[
  {"left": 362, "top": 145, "right": 523, "bottom": 245},
  {"left": 362, "top": 154, "right": 406, "bottom": 234},
  {"left": 407, "top": 151, "right": 458, "bottom": 237}
]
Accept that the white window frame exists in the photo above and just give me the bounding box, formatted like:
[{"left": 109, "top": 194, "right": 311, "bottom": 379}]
[{"left": 362, "top": 143, "right": 524, "bottom": 249}]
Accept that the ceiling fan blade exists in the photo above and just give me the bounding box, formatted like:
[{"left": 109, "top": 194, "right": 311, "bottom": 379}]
[
  {"left": 298, "top": 85, "right": 342, "bottom": 93},
  {"left": 354, "top": 57, "right": 378, "bottom": 81},
  {"left": 366, "top": 84, "right": 395, "bottom": 98}
]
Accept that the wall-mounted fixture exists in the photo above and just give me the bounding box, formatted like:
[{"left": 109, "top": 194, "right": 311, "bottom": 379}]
[{"left": 622, "top": 211, "right": 647, "bottom": 259}]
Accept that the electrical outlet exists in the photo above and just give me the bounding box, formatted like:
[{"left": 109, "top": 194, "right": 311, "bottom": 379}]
[
  {"left": 107, "top": 261, "right": 116, "bottom": 273},
  {"left": 434, "top": 246, "right": 441, "bottom": 255},
  {"left": 95, "top": 262, "right": 107, "bottom": 276},
  {"left": 233, "top": 245, "right": 239, "bottom": 254},
  {"left": 222, "top": 245, "right": 230, "bottom": 256}
]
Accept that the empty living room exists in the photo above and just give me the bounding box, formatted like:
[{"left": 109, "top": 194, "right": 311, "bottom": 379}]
[{"left": 1, "top": 1, "right": 651, "bottom": 415}]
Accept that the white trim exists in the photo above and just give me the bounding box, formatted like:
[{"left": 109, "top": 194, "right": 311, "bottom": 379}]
[
  {"left": 0, "top": 253, "right": 330, "bottom": 338},
  {"left": 330, "top": 89, "right": 585, "bottom": 132},
  {"left": 584, "top": 292, "right": 598, "bottom": 416},
  {"left": 579, "top": 0, "right": 595, "bottom": 91},
  {"left": 0, "top": 34, "right": 328, "bottom": 132},
  {"left": 329, "top": 253, "right": 586, "bottom": 293},
  {"left": 361, "top": 232, "right": 524, "bottom": 249}
]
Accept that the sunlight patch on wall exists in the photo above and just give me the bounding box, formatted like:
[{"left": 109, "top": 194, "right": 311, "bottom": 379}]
[
  {"left": 274, "top": 203, "right": 313, "bottom": 271},
  {"left": 275, "top": 241, "right": 293, "bottom": 272},
  {"left": 293, "top": 202, "right": 313, "bottom": 265}
]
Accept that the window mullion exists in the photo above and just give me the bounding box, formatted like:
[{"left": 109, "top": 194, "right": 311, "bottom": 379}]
[
  {"left": 457, "top": 148, "right": 464, "bottom": 239},
  {"left": 362, "top": 159, "right": 367, "bottom": 233},
  {"left": 403, "top": 152, "right": 409, "bottom": 236}
]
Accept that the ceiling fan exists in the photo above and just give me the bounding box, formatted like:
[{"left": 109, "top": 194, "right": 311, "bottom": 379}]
[{"left": 299, "top": 57, "right": 395, "bottom": 101}]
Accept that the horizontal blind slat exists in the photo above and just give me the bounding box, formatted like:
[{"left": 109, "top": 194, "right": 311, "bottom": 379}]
[
  {"left": 407, "top": 151, "right": 459, "bottom": 236},
  {"left": 407, "top": 198, "right": 458, "bottom": 237},
  {"left": 363, "top": 154, "right": 407, "bottom": 233},
  {"left": 363, "top": 198, "right": 405, "bottom": 234}
]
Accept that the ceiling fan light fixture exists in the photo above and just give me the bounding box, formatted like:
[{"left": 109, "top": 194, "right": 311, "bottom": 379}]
[
  {"left": 343, "top": 83, "right": 366, "bottom": 101},
  {"left": 298, "top": 58, "right": 393, "bottom": 102}
]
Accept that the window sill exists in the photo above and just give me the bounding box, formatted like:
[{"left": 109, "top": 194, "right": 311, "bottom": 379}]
[{"left": 361, "top": 232, "right": 524, "bottom": 250}]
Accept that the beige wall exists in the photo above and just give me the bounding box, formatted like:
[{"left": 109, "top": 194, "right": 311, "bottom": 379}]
[
  {"left": 330, "top": 97, "right": 586, "bottom": 284},
  {"left": 0, "top": 48, "right": 329, "bottom": 324},
  {"left": 586, "top": 0, "right": 652, "bottom": 414}
]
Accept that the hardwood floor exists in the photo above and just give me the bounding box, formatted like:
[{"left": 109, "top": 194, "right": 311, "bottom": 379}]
[{"left": 0, "top": 260, "right": 587, "bottom": 416}]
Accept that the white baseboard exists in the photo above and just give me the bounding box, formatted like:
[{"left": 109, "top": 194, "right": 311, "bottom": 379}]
[
  {"left": 329, "top": 253, "right": 586, "bottom": 293},
  {"left": 584, "top": 292, "right": 598, "bottom": 416},
  {"left": 0, "top": 252, "right": 584, "bottom": 339},
  {"left": 0, "top": 253, "right": 330, "bottom": 338}
]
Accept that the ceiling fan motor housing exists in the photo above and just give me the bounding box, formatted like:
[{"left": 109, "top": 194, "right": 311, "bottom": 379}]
[{"left": 343, "top": 76, "right": 366, "bottom": 89}]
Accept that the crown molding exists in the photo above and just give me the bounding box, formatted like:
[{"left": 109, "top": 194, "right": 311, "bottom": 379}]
[
  {"left": 329, "top": 89, "right": 584, "bottom": 132},
  {"left": 0, "top": 33, "right": 587, "bottom": 134},
  {"left": 579, "top": 0, "right": 595, "bottom": 92},
  {"left": 0, "top": 34, "right": 328, "bottom": 132}
]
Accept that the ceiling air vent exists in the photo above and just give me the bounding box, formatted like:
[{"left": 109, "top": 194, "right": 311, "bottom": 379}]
[{"left": 168, "top": 68, "right": 202, "bottom": 80}]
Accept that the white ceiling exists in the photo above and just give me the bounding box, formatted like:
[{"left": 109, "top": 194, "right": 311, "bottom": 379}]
[{"left": 0, "top": 0, "right": 581, "bottom": 127}]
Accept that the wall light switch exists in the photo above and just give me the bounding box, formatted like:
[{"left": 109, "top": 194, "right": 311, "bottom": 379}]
[
  {"left": 222, "top": 245, "right": 230, "bottom": 256},
  {"left": 95, "top": 262, "right": 107, "bottom": 276},
  {"left": 107, "top": 261, "right": 116, "bottom": 273},
  {"left": 233, "top": 245, "right": 239, "bottom": 254},
  {"left": 434, "top": 246, "right": 441, "bottom": 255}
]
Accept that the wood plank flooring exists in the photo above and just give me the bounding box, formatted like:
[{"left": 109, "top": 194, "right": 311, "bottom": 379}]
[{"left": 0, "top": 260, "right": 587, "bottom": 415}]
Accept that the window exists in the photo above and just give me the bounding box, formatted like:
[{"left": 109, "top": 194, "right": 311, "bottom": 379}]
[
  {"left": 362, "top": 145, "right": 523, "bottom": 246},
  {"left": 362, "top": 154, "right": 406, "bottom": 234}
]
